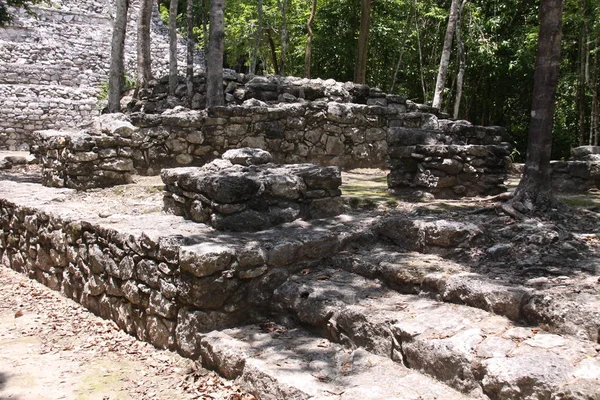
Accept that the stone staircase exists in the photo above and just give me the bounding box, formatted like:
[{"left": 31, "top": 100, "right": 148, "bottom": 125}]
[
  {"left": 190, "top": 220, "right": 600, "bottom": 399},
  {"left": 192, "top": 259, "right": 600, "bottom": 399},
  {"left": 0, "top": 0, "right": 112, "bottom": 149},
  {"left": 0, "top": 0, "right": 203, "bottom": 150}
]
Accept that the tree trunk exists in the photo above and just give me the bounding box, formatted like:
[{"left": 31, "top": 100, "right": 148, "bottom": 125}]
[
  {"left": 577, "top": 0, "right": 588, "bottom": 146},
  {"left": 390, "top": 50, "right": 404, "bottom": 93},
  {"left": 250, "top": 0, "right": 263, "bottom": 75},
  {"left": 432, "top": 0, "right": 460, "bottom": 110},
  {"left": 412, "top": 0, "right": 427, "bottom": 103},
  {"left": 453, "top": 0, "right": 468, "bottom": 119},
  {"left": 186, "top": 0, "right": 194, "bottom": 107},
  {"left": 206, "top": 0, "right": 225, "bottom": 107},
  {"left": 108, "top": 0, "right": 129, "bottom": 113},
  {"left": 304, "top": 0, "right": 317, "bottom": 78},
  {"left": 168, "top": 0, "right": 178, "bottom": 96},
  {"left": 353, "top": 0, "right": 372, "bottom": 84},
  {"left": 511, "top": 0, "right": 564, "bottom": 214},
  {"left": 591, "top": 38, "right": 598, "bottom": 146},
  {"left": 279, "top": 0, "right": 288, "bottom": 76},
  {"left": 136, "top": 0, "right": 153, "bottom": 94},
  {"left": 201, "top": 0, "right": 208, "bottom": 56},
  {"left": 266, "top": 29, "right": 280, "bottom": 75}
]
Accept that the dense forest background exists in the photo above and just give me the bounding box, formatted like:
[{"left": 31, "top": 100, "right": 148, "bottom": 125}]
[{"left": 165, "top": 0, "right": 596, "bottom": 160}]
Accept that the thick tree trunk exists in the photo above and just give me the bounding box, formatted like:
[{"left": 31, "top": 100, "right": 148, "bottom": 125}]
[
  {"left": 250, "top": 0, "right": 263, "bottom": 75},
  {"left": 511, "top": 0, "right": 564, "bottom": 214},
  {"left": 168, "top": 0, "right": 178, "bottom": 96},
  {"left": 136, "top": 0, "right": 153, "bottom": 93},
  {"left": 304, "top": 0, "right": 317, "bottom": 78},
  {"left": 279, "top": 0, "right": 288, "bottom": 75},
  {"left": 108, "top": 0, "right": 129, "bottom": 113},
  {"left": 432, "top": 0, "right": 460, "bottom": 110},
  {"left": 353, "top": 0, "right": 372, "bottom": 84},
  {"left": 453, "top": 0, "right": 468, "bottom": 119},
  {"left": 186, "top": 0, "right": 194, "bottom": 106},
  {"left": 206, "top": 0, "right": 225, "bottom": 107}
]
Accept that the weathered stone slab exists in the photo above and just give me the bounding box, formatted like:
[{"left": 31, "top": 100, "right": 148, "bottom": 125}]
[{"left": 198, "top": 325, "right": 472, "bottom": 400}]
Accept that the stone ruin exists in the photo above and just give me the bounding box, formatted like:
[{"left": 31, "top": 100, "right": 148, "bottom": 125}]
[
  {"left": 551, "top": 146, "right": 600, "bottom": 192},
  {"left": 0, "top": 0, "right": 203, "bottom": 151},
  {"left": 388, "top": 120, "right": 511, "bottom": 198},
  {"left": 162, "top": 148, "right": 344, "bottom": 232},
  {"left": 31, "top": 75, "right": 514, "bottom": 200}
]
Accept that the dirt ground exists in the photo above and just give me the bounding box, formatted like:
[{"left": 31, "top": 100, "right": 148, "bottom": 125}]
[
  {"left": 1, "top": 163, "right": 599, "bottom": 399},
  {"left": 0, "top": 266, "right": 254, "bottom": 400}
]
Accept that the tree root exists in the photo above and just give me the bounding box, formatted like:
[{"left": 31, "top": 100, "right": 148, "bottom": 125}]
[{"left": 497, "top": 202, "right": 525, "bottom": 220}]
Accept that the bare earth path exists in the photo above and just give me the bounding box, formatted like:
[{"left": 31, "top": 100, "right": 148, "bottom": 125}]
[{"left": 0, "top": 266, "right": 253, "bottom": 400}]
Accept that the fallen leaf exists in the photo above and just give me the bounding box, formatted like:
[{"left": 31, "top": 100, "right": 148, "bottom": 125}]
[{"left": 14, "top": 309, "right": 23, "bottom": 318}]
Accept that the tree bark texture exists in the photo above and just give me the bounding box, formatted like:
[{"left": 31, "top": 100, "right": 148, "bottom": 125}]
[
  {"left": 250, "top": 0, "right": 263, "bottom": 75},
  {"left": 353, "top": 0, "right": 372, "bottom": 84},
  {"left": 266, "top": 29, "right": 280, "bottom": 75},
  {"left": 412, "top": 0, "right": 427, "bottom": 103},
  {"left": 108, "top": 0, "right": 129, "bottom": 113},
  {"left": 279, "top": 0, "right": 288, "bottom": 75},
  {"left": 206, "top": 0, "right": 225, "bottom": 107},
  {"left": 201, "top": 0, "right": 208, "bottom": 56},
  {"left": 453, "top": 0, "right": 468, "bottom": 119},
  {"left": 512, "top": 0, "right": 564, "bottom": 213},
  {"left": 136, "top": 0, "right": 153, "bottom": 92},
  {"left": 304, "top": 0, "right": 317, "bottom": 78},
  {"left": 432, "top": 0, "right": 460, "bottom": 110},
  {"left": 168, "top": 0, "right": 178, "bottom": 96},
  {"left": 186, "top": 0, "right": 194, "bottom": 106}
]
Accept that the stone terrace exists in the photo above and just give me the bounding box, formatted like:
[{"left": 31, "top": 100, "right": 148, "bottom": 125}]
[{"left": 1, "top": 167, "right": 599, "bottom": 399}]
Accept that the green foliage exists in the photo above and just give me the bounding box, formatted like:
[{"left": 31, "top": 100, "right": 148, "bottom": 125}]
[{"left": 191, "top": 0, "right": 600, "bottom": 159}]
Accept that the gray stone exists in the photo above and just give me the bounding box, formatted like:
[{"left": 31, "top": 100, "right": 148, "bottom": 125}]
[
  {"left": 222, "top": 148, "right": 273, "bottom": 166},
  {"left": 179, "top": 243, "right": 236, "bottom": 278}
]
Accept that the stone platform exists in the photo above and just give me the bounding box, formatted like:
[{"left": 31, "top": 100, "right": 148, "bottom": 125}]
[
  {"left": 1, "top": 170, "right": 599, "bottom": 399},
  {"left": 162, "top": 148, "right": 344, "bottom": 231}
]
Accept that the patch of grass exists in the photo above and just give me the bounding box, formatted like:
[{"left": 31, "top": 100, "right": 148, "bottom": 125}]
[{"left": 562, "top": 198, "right": 600, "bottom": 208}]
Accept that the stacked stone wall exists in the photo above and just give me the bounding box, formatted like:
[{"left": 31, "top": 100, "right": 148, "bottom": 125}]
[
  {"left": 0, "top": 197, "right": 343, "bottom": 354},
  {"left": 0, "top": 0, "right": 203, "bottom": 151},
  {"left": 387, "top": 122, "right": 511, "bottom": 198},
  {"left": 550, "top": 146, "right": 600, "bottom": 192}
]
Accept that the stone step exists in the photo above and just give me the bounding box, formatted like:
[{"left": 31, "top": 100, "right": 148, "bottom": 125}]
[
  {"left": 0, "top": 62, "right": 106, "bottom": 87},
  {"left": 271, "top": 268, "right": 600, "bottom": 398},
  {"left": 0, "top": 151, "right": 35, "bottom": 169},
  {"left": 198, "top": 324, "right": 472, "bottom": 400},
  {"left": 329, "top": 242, "right": 600, "bottom": 343},
  {"left": 0, "top": 39, "right": 110, "bottom": 66}
]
